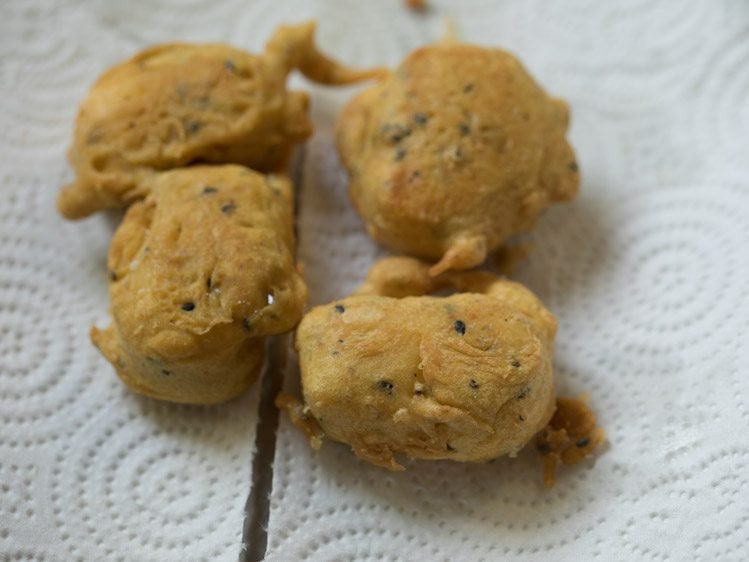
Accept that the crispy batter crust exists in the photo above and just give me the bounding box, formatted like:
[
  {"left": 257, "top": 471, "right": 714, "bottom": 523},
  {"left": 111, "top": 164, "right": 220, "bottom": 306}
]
[
  {"left": 58, "top": 22, "right": 384, "bottom": 219},
  {"left": 283, "top": 257, "right": 557, "bottom": 469},
  {"left": 535, "top": 396, "right": 606, "bottom": 487},
  {"left": 91, "top": 165, "right": 307, "bottom": 404},
  {"left": 336, "top": 43, "right": 579, "bottom": 274}
]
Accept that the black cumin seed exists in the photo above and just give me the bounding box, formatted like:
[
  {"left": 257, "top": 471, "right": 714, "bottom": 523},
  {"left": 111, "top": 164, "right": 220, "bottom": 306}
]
[
  {"left": 446, "top": 444, "right": 457, "bottom": 452},
  {"left": 202, "top": 186, "right": 218, "bottom": 195},
  {"left": 518, "top": 414, "right": 526, "bottom": 421},
  {"left": 463, "top": 83, "right": 474, "bottom": 93},
  {"left": 387, "top": 124, "right": 411, "bottom": 143},
  {"left": 516, "top": 386, "right": 530, "bottom": 399},
  {"left": 413, "top": 112, "right": 428, "bottom": 125},
  {"left": 221, "top": 203, "right": 236, "bottom": 214},
  {"left": 459, "top": 123, "right": 471, "bottom": 136},
  {"left": 206, "top": 277, "right": 213, "bottom": 289},
  {"left": 181, "top": 302, "right": 195, "bottom": 311},
  {"left": 576, "top": 437, "right": 591, "bottom": 448},
  {"left": 337, "top": 339, "right": 344, "bottom": 344},
  {"left": 108, "top": 270, "right": 117, "bottom": 281},
  {"left": 334, "top": 304, "right": 345, "bottom": 313},
  {"left": 511, "top": 360, "right": 521, "bottom": 368},
  {"left": 469, "top": 379, "right": 479, "bottom": 390},
  {"left": 377, "top": 380, "right": 394, "bottom": 395},
  {"left": 395, "top": 148, "right": 407, "bottom": 161},
  {"left": 161, "top": 369, "right": 171, "bottom": 376},
  {"left": 186, "top": 121, "right": 203, "bottom": 134},
  {"left": 454, "top": 320, "right": 466, "bottom": 335},
  {"left": 569, "top": 161, "right": 579, "bottom": 172}
]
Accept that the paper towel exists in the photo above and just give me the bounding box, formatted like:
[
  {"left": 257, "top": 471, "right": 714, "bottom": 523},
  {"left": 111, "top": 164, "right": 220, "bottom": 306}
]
[{"left": 1, "top": 1, "right": 748, "bottom": 561}]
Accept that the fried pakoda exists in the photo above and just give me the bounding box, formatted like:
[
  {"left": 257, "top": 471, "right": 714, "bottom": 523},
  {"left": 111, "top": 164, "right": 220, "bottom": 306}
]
[
  {"left": 58, "top": 22, "right": 383, "bottom": 219},
  {"left": 336, "top": 42, "right": 579, "bottom": 275},
  {"left": 279, "top": 257, "right": 558, "bottom": 469},
  {"left": 91, "top": 165, "right": 306, "bottom": 404}
]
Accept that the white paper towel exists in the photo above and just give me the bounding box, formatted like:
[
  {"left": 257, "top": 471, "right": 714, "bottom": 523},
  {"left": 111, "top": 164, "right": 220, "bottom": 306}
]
[{"left": 1, "top": 1, "right": 748, "bottom": 561}]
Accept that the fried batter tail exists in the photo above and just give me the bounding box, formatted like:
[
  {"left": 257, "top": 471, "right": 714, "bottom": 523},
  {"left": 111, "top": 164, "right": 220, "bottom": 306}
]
[
  {"left": 57, "top": 182, "right": 99, "bottom": 220},
  {"left": 428, "top": 234, "right": 488, "bottom": 276},
  {"left": 58, "top": 167, "right": 152, "bottom": 220},
  {"left": 356, "top": 257, "right": 437, "bottom": 297},
  {"left": 264, "top": 21, "right": 388, "bottom": 85},
  {"left": 534, "top": 396, "right": 606, "bottom": 488},
  {"left": 275, "top": 392, "right": 325, "bottom": 449},
  {"left": 351, "top": 442, "right": 405, "bottom": 471},
  {"left": 357, "top": 255, "right": 504, "bottom": 298}
]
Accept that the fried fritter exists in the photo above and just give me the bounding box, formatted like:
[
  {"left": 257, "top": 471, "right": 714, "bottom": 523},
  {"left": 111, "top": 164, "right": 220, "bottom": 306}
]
[
  {"left": 280, "top": 257, "right": 558, "bottom": 469},
  {"left": 336, "top": 42, "right": 579, "bottom": 275},
  {"left": 91, "top": 165, "right": 306, "bottom": 404},
  {"left": 58, "top": 22, "right": 383, "bottom": 219}
]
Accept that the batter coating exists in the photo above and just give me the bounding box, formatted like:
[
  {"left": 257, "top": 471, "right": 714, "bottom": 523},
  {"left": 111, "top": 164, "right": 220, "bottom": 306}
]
[
  {"left": 58, "top": 22, "right": 383, "bottom": 219},
  {"left": 535, "top": 396, "right": 606, "bottom": 487},
  {"left": 336, "top": 42, "right": 579, "bottom": 275},
  {"left": 280, "top": 257, "right": 558, "bottom": 470},
  {"left": 91, "top": 165, "right": 306, "bottom": 404}
]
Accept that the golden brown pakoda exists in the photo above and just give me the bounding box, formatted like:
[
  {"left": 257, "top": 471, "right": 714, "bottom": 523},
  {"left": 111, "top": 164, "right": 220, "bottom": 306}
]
[
  {"left": 279, "top": 257, "right": 558, "bottom": 470},
  {"left": 58, "top": 22, "right": 384, "bottom": 219},
  {"left": 91, "top": 165, "right": 306, "bottom": 404},
  {"left": 336, "top": 42, "right": 579, "bottom": 275}
]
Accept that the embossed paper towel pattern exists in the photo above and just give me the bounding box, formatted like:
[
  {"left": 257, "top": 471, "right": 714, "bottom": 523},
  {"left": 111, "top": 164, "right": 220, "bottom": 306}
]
[{"left": 1, "top": 1, "right": 748, "bottom": 561}]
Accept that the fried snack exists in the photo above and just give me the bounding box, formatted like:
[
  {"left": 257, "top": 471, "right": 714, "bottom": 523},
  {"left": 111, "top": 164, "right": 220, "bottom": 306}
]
[
  {"left": 91, "top": 165, "right": 306, "bottom": 404},
  {"left": 535, "top": 396, "right": 606, "bottom": 487},
  {"left": 336, "top": 42, "right": 579, "bottom": 275},
  {"left": 58, "top": 22, "right": 384, "bottom": 219},
  {"left": 279, "top": 257, "right": 558, "bottom": 470}
]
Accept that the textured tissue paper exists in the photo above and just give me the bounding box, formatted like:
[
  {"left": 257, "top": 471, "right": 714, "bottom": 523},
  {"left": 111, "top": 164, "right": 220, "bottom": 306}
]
[{"left": 1, "top": 1, "right": 748, "bottom": 561}]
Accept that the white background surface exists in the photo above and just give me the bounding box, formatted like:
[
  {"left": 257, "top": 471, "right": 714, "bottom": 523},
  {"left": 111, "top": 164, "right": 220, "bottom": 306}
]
[{"left": 1, "top": 1, "right": 748, "bottom": 561}]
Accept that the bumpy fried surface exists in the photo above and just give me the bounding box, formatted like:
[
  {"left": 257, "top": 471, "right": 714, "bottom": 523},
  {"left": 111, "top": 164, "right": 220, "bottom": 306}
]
[
  {"left": 336, "top": 43, "right": 579, "bottom": 275},
  {"left": 91, "top": 165, "right": 306, "bottom": 404},
  {"left": 281, "top": 257, "right": 557, "bottom": 469},
  {"left": 58, "top": 22, "right": 383, "bottom": 219},
  {"left": 535, "top": 396, "right": 606, "bottom": 487}
]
